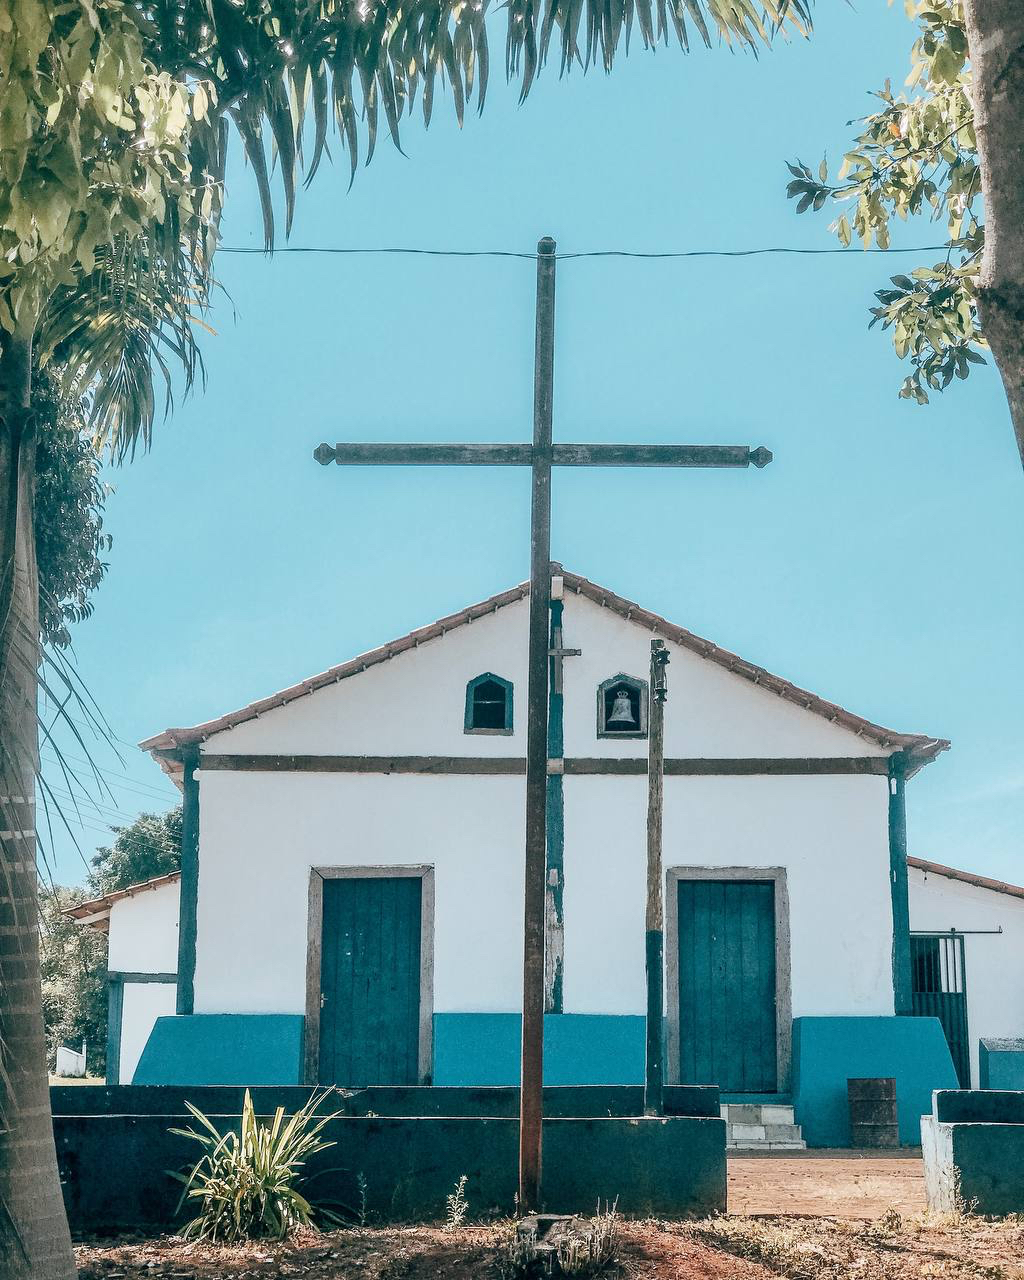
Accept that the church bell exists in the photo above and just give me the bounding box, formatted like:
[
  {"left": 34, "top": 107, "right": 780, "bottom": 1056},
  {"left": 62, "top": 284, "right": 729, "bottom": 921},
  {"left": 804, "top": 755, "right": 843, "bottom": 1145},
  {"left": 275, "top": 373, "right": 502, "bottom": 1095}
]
[{"left": 608, "top": 689, "right": 636, "bottom": 726}]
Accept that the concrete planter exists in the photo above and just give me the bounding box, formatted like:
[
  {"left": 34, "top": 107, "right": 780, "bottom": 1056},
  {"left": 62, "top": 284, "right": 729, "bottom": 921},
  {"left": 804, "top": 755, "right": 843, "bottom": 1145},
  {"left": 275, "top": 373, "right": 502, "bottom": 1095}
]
[{"left": 52, "top": 1085, "right": 726, "bottom": 1235}]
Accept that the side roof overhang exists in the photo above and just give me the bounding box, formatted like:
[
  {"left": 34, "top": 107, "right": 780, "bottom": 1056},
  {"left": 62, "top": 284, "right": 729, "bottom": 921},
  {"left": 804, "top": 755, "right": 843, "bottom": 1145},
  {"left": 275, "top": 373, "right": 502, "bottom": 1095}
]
[
  {"left": 63, "top": 871, "right": 182, "bottom": 933},
  {"left": 141, "top": 566, "right": 949, "bottom": 786},
  {"left": 908, "top": 856, "right": 1024, "bottom": 902}
]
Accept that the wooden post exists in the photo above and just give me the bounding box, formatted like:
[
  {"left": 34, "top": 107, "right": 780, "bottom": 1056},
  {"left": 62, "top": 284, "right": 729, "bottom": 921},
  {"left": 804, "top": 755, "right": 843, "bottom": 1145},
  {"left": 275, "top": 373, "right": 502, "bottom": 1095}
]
[
  {"left": 520, "top": 236, "right": 556, "bottom": 1211},
  {"left": 176, "top": 744, "right": 200, "bottom": 1015},
  {"left": 645, "top": 639, "right": 669, "bottom": 1115},
  {"left": 888, "top": 751, "right": 912, "bottom": 1016}
]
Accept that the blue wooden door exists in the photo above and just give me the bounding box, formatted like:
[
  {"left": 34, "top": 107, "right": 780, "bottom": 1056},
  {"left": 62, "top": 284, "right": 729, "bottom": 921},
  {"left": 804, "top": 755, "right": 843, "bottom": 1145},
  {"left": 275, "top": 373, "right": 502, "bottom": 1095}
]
[
  {"left": 676, "top": 879, "right": 777, "bottom": 1093},
  {"left": 318, "top": 876, "right": 422, "bottom": 1085}
]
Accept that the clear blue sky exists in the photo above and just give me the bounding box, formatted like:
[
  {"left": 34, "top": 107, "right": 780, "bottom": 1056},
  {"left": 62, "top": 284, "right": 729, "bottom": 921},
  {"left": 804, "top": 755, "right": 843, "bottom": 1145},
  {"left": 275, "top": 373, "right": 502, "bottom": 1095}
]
[{"left": 44, "top": 1, "right": 1024, "bottom": 889}]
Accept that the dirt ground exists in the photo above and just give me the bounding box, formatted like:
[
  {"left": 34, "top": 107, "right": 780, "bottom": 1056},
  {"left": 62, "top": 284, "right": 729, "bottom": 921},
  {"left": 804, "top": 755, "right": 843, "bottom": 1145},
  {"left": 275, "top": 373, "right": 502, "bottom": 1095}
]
[
  {"left": 75, "top": 1153, "right": 1024, "bottom": 1280},
  {"left": 727, "top": 1149, "right": 927, "bottom": 1218}
]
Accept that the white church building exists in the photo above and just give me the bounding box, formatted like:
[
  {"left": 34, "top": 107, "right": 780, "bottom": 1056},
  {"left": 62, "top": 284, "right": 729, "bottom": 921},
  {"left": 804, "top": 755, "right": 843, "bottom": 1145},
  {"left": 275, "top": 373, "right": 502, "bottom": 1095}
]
[{"left": 68, "top": 568, "right": 1024, "bottom": 1146}]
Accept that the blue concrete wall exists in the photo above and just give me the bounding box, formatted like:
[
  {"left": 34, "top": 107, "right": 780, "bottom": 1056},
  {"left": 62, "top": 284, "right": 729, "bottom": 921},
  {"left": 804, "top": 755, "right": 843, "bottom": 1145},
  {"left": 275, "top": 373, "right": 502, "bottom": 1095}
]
[
  {"left": 434, "top": 1014, "right": 647, "bottom": 1085},
  {"left": 980, "top": 1040, "right": 1024, "bottom": 1090},
  {"left": 792, "top": 1016, "right": 958, "bottom": 1147},
  {"left": 133, "top": 1014, "right": 304, "bottom": 1085},
  {"left": 132, "top": 1012, "right": 651, "bottom": 1086}
]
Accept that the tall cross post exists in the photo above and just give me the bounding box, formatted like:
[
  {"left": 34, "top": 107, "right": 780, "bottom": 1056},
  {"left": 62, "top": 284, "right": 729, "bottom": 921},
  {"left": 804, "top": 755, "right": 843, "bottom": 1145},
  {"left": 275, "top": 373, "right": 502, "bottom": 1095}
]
[{"left": 313, "top": 235, "right": 773, "bottom": 1211}]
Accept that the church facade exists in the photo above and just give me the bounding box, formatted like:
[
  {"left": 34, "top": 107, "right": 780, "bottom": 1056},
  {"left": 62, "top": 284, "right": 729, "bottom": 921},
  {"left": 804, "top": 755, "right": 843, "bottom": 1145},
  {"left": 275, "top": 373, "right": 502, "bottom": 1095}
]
[{"left": 74, "top": 567, "right": 1016, "bottom": 1145}]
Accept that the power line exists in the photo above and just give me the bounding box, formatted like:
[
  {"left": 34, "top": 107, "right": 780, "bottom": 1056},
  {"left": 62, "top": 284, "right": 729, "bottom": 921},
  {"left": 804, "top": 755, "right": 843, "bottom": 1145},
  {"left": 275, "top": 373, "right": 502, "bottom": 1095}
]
[
  {"left": 40, "top": 751, "right": 175, "bottom": 802},
  {"left": 219, "top": 242, "right": 951, "bottom": 261}
]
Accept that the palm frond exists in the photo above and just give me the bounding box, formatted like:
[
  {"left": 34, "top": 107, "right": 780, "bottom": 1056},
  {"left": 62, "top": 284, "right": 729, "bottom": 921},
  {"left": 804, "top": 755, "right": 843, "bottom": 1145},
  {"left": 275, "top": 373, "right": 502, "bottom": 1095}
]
[
  {"left": 36, "top": 234, "right": 215, "bottom": 461},
  {"left": 129, "top": 0, "right": 812, "bottom": 249}
]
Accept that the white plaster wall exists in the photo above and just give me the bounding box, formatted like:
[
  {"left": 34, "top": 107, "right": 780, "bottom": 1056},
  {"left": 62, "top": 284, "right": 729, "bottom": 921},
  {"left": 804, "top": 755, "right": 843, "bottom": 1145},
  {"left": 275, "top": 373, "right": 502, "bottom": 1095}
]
[
  {"left": 120, "top": 981, "right": 177, "bottom": 1083},
  {"left": 563, "top": 774, "right": 894, "bottom": 1017},
  {"left": 194, "top": 771, "right": 526, "bottom": 1014},
  {"left": 910, "top": 867, "right": 1024, "bottom": 1086},
  {"left": 107, "top": 882, "right": 180, "bottom": 974},
  {"left": 181, "top": 581, "right": 906, "bottom": 1023},
  {"left": 558, "top": 593, "right": 883, "bottom": 760},
  {"left": 195, "top": 590, "right": 893, "bottom": 762},
  {"left": 205, "top": 597, "right": 531, "bottom": 755},
  {"left": 194, "top": 769, "right": 894, "bottom": 1021}
]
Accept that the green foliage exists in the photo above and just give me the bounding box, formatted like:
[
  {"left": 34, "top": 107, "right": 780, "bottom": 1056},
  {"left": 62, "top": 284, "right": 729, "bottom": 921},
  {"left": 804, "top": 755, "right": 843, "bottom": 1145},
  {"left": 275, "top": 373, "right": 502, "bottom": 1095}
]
[
  {"left": 786, "top": 0, "right": 983, "bottom": 406},
  {"left": 39, "top": 806, "right": 181, "bottom": 1073},
  {"left": 33, "top": 363, "right": 110, "bottom": 650},
  {"left": 39, "top": 884, "right": 108, "bottom": 1072},
  {"left": 0, "top": 0, "right": 221, "bottom": 452},
  {"left": 88, "top": 806, "right": 182, "bottom": 896},
  {"left": 172, "top": 1088, "right": 342, "bottom": 1242}
]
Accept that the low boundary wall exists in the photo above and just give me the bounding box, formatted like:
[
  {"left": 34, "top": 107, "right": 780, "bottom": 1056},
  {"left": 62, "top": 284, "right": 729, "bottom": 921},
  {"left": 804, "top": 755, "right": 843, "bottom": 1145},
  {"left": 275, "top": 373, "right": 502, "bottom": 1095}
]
[
  {"left": 922, "top": 1090, "right": 1024, "bottom": 1216},
  {"left": 52, "top": 1085, "right": 725, "bottom": 1234}
]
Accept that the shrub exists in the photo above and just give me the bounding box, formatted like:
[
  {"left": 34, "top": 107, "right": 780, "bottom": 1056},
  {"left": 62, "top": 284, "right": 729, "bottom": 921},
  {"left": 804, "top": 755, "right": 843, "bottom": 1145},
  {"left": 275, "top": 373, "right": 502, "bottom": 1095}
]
[{"left": 172, "top": 1088, "right": 341, "bottom": 1242}]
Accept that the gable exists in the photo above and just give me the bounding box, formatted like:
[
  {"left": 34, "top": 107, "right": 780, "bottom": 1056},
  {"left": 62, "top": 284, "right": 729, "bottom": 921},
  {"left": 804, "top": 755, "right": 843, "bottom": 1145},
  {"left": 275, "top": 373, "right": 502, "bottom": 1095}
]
[{"left": 141, "top": 567, "right": 947, "bottom": 776}]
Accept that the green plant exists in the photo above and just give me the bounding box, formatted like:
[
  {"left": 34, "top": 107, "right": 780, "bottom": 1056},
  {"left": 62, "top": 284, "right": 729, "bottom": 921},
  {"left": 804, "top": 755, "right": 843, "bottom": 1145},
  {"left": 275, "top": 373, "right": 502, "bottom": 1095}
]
[
  {"left": 171, "top": 1088, "right": 341, "bottom": 1242},
  {"left": 445, "top": 1174, "right": 469, "bottom": 1231}
]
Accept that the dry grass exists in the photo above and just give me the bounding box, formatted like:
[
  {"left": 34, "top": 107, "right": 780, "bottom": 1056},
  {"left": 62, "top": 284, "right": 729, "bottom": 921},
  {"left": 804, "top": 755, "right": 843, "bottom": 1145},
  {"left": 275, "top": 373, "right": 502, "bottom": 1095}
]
[{"left": 74, "top": 1212, "right": 1024, "bottom": 1280}]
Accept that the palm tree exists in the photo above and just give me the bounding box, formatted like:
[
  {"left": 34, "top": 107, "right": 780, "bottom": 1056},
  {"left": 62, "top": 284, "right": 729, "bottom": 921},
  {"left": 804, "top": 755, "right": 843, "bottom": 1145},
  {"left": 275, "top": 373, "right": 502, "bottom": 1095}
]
[{"left": 0, "top": 2, "right": 809, "bottom": 1274}]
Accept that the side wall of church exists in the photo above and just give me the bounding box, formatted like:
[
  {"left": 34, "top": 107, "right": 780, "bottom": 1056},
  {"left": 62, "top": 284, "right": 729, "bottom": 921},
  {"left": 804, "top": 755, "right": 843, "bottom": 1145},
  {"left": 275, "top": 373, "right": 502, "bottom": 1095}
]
[{"left": 910, "top": 867, "right": 1024, "bottom": 1088}]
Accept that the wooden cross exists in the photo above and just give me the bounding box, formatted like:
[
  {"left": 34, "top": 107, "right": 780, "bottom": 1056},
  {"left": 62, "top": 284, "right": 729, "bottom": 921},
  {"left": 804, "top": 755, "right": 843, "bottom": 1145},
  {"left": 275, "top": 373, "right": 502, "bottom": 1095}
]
[{"left": 314, "top": 235, "right": 772, "bottom": 1212}]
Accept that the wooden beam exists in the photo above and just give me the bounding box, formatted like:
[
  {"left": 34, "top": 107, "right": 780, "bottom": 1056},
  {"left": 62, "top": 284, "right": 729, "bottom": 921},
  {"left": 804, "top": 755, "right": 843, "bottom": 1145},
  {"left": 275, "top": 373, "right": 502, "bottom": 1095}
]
[
  {"left": 315, "top": 443, "right": 771, "bottom": 469},
  {"left": 197, "top": 754, "right": 892, "bottom": 776},
  {"left": 106, "top": 971, "right": 177, "bottom": 984},
  {"left": 552, "top": 444, "right": 770, "bottom": 468},
  {"left": 317, "top": 443, "right": 534, "bottom": 466}
]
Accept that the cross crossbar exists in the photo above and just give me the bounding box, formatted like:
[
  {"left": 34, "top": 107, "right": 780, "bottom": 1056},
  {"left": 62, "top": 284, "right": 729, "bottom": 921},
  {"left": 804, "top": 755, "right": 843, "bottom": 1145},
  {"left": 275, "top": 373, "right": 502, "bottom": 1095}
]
[{"left": 314, "top": 442, "right": 772, "bottom": 468}]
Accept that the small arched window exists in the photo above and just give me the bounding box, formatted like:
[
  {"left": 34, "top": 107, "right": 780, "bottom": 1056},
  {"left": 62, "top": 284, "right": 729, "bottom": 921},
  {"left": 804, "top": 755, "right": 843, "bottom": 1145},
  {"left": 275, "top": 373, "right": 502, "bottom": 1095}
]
[
  {"left": 465, "top": 673, "right": 514, "bottom": 735},
  {"left": 597, "top": 673, "right": 648, "bottom": 739}
]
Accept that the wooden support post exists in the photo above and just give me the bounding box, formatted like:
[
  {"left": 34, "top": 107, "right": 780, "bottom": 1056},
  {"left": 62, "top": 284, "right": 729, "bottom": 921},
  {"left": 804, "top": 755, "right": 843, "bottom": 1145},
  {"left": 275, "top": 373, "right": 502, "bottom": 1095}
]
[
  {"left": 888, "top": 751, "right": 912, "bottom": 1016},
  {"left": 520, "top": 236, "right": 556, "bottom": 1211},
  {"left": 645, "top": 639, "right": 669, "bottom": 1115},
  {"left": 176, "top": 744, "right": 200, "bottom": 1015}
]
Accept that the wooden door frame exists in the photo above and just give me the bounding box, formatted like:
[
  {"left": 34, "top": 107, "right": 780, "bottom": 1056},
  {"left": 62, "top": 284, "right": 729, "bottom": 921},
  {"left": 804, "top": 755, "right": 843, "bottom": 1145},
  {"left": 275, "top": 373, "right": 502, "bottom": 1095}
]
[
  {"left": 665, "top": 866, "right": 793, "bottom": 1094},
  {"left": 303, "top": 865, "right": 435, "bottom": 1086}
]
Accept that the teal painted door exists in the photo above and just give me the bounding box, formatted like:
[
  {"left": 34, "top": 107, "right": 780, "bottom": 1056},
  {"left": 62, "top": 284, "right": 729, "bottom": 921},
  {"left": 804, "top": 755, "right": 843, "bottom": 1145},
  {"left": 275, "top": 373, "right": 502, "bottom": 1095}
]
[
  {"left": 318, "top": 876, "right": 422, "bottom": 1085},
  {"left": 677, "top": 879, "right": 777, "bottom": 1093}
]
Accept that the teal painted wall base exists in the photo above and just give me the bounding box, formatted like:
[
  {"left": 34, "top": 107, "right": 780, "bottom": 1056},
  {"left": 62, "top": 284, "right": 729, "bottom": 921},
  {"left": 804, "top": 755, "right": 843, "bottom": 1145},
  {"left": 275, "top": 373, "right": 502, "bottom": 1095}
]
[
  {"left": 133, "top": 1014, "right": 304, "bottom": 1085},
  {"left": 131, "top": 1013, "right": 650, "bottom": 1086},
  {"left": 792, "top": 1016, "right": 958, "bottom": 1147},
  {"left": 433, "top": 1014, "right": 647, "bottom": 1085}
]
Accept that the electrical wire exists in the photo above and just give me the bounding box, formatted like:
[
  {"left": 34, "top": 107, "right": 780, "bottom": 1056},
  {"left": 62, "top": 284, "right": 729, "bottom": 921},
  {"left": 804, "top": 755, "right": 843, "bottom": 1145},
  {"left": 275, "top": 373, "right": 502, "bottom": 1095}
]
[{"left": 219, "top": 243, "right": 952, "bottom": 260}]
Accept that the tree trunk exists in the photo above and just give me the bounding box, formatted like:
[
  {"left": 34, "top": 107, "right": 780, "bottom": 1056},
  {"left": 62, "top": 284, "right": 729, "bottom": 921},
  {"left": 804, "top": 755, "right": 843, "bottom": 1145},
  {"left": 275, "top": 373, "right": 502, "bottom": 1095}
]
[
  {"left": 0, "top": 330, "right": 76, "bottom": 1279},
  {"left": 962, "top": 0, "right": 1024, "bottom": 469}
]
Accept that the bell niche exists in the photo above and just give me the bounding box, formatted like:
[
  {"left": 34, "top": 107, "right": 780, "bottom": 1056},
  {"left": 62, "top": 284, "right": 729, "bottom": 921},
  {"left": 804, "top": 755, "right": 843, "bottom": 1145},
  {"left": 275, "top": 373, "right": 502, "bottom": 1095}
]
[{"left": 596, "top": 673, "right": 649, "bottom": 739}]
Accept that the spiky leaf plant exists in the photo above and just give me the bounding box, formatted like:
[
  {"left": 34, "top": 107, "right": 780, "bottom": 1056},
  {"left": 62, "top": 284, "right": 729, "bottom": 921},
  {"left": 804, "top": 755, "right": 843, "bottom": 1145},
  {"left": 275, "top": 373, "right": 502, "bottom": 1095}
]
[{"left": 172, "top": 1088, "right": 342, "bottom": 1241}]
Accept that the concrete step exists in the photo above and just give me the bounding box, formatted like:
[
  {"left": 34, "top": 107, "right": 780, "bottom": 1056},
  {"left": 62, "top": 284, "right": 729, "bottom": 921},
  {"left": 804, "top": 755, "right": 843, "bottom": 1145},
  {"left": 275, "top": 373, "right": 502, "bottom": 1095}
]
[{"left": 721, "top": 1102, "right": 806, "bottom": 1150}]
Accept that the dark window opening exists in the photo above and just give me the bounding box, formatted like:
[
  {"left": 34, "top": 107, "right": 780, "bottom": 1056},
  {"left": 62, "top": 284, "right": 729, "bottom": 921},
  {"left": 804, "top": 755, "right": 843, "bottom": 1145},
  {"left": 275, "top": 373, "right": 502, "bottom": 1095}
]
[{"left": 465, "top": 673, "right": 513, "bottom": 734}]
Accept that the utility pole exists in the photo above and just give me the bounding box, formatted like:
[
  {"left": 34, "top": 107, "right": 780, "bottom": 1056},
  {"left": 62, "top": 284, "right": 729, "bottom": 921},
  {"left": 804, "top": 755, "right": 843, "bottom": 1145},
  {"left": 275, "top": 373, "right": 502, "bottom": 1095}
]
[{"left": 645, "top": 639, "right": 669, "bottom": 1116}]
